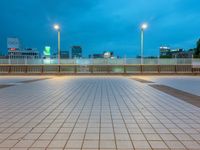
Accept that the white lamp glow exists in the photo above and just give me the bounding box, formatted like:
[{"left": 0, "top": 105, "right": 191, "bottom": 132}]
[
  {"left": 141, "top": 23, "right": 148, "bottom": 30},
  {"left": 54, "top": 24, "right": 60, "bottom": 30}
]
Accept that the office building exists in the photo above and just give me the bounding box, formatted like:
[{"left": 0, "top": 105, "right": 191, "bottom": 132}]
[
  {"left": 170, "top": 49, "right": 193, "bottom": 58},
  {"left": 160, "top": 46, "right": 193, "bottom": 58},
  {"left": 7, "top": 37, "right": 40, "bottom": 59},
  {"left": 71, "top": 46, "right": 82, "bottom": 58},
  {"left": 160, "top": 46, "right": 171, "bottom": 57},
  {"left": 89, "top": 54, "right": 104, "bottom": 58},
  {"left": 61, "top": 51, "right": 70, "bottom": 59},
  {"left": 8, "top": 48, "right": 40, "bottom": 59},
  {"left": 103, "top": 51, "right": 114, "bottom": 58}
]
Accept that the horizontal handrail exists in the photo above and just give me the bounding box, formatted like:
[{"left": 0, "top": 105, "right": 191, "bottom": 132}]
[
  {"left": 0, "top": 58, "right": 200, "bottom": 65},
  {"left": 0, "top": 64, "right": 199, "bottom": 74}
]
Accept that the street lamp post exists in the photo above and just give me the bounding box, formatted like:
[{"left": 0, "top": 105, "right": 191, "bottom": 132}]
[
  {"left": 140, "top": 23, "right": 148, "bottom": 64},
  {"left": 54, "top": 24, "right": 61, "bottom": 64}
]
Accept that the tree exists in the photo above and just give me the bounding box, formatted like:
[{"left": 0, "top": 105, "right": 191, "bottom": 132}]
[{"left": 194, "top": 39, "right": 200, "bottom": 58}]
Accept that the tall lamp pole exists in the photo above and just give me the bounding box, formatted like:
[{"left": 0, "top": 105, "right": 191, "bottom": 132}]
[
  {"left": 140, "top": 23, "right": 148, "bottom": 64},
  {"left": 54, "top": 24, "right": 61, "bottom": 64}
]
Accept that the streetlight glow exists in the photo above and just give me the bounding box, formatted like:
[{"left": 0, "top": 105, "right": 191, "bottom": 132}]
[
  {"left": 53, "top": 24, "right": 61, "bottom": 64},
  {"left": 140, "top": 23, "right": 148, "bottom": 64},
  {"left": 54, "top": 24, "right": 60, "bottom": 30},
  {"left": 141, "top": 23, "right": 148, "bottom": 30}
]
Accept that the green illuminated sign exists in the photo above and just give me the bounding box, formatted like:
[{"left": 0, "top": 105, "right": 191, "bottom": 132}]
[{"left": 44, "top": 46, "right": 51, "bottom": 56}]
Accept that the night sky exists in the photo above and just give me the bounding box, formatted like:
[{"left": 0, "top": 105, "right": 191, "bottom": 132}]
[{"left": 0, "top": 0, "right": 200, "bottom": 57}]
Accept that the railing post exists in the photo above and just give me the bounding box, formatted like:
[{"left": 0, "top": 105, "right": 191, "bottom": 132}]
[
  {"left": 191, "top": 65, "right": 194, "bottom": 74},
  {"left": 141, "top": 65, "right": 143, "bottom": 73},
  {"left": 124, "top": 65, "right": 126, "bottom": 74},
  {"left": 8, "top": 65, "right": 11, "bottom": 74},
  {"left": 25, "top": 65, "right": 28, "bottom": 74},
  {"left": 107, "top": 65, "right": 110, "bottom": 74},
  {"left": 158, "top": 65, "right": 160, "bottom": 73},
  {"left": 191, "top": 56, "right": 194, "bottom": 74},
  {"left": 74, "top": 65, "right": 77, "bottom": 74},
  {"left": 175, "top": 65, "right": 177, "bottom": 73},
  {"left": 58, "top": 65, "right": 61, "bottom": 74},
  {"left": 41, "top": 65, "right": 44, "bottom": 74},
  {"left": 90, "top": 65, "right": 94, "bottom": 74}
]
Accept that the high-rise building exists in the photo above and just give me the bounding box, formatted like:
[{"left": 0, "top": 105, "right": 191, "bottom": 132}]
[{"left": 71, "top": 46, "right": 82, "bottom": 58}]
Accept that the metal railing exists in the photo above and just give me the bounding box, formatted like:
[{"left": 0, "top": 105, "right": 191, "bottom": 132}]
[
  {"left": 0, "top": 58, "right": 199, "bottom": 65},
  {"left": 0, "top": 64, "right": 199, "bottom": 74},
  {"left": 0, "top": 58, "right": 200, "bottom": 74}
]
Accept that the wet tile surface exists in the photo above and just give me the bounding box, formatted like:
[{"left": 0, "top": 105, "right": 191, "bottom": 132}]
[
  {"left": 131, "top": 76, "right": 200, "bottom": 96},
  {"left": 130, "top": 78, "right": 154, "bottom": 83},
  {"left": 0, "top": 84, "right": 15, "bottom": 89},
  {"left": 0, "top": 76, "right": 200, "bottom": 150},
  {"left": 17, "top": 78, "right": 50, "bottom": 84},
  {"left": 149, "top": 84, "right": 200, "bottom": 108}
]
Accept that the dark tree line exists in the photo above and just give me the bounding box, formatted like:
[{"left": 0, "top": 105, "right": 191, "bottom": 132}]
[{"left": 194, "top": 39, "right": 200, "bottom": 58}]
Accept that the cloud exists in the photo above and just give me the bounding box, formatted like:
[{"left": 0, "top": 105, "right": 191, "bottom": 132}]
[{"left": 0, "top": 0, "right": 199, "bottom": 57}]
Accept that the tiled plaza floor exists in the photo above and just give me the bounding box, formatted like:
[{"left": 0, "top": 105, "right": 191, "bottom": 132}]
[
  {"left": 132, "top": 76, "right": 200, "bottom": 96},
  {"left": 0, "top": 76, "right": 200, "bottom": 150}
]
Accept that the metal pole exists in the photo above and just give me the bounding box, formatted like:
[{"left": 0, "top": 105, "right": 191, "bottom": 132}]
[
  {"left": 58, "top": 30, "right": 61, "bottom": 64},
  {"left": 141, "top": 29, "right": 144, "bottom": 64}
]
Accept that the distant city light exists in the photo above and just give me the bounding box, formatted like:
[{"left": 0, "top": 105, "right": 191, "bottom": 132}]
[
  {"left": 44, "top": 46, "right": 51, "bottom": 56},
  {"left": 141, "top": 23, "right": 148, "bottom": 30},
  {"left": 160, "top": 46, "right": 170, "bottom": 49},
  {"left": 10, "top": 48, "right": 17, "bottom": 51},
  {"left": 43, "top": 58, "right": 51, "bottom": 64}
]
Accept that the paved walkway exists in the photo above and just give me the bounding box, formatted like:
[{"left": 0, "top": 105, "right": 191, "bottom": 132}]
[
  {"left": 132, "top": 76, "right": 200, "bottom": 96},
  {"left": 0, "top": 76, "right": 200, "bottom": 150}
]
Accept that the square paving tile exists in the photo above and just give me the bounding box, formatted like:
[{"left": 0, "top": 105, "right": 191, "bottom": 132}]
[{"left": 0, "top": 76, "right": 200, "bottom": 150}]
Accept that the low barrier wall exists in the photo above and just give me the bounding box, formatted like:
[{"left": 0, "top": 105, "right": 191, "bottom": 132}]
[{"left": 0, "top": 64, "right": 200, "bottom": 74}]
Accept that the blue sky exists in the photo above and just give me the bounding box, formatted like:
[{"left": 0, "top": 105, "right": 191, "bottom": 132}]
[{"left": 0, "top": 0, "right": 200, "bottom": 57}]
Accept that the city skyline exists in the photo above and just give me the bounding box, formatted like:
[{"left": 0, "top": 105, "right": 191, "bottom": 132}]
[{"left": 0, "top": 0, "right": 200, "bottom": 57}]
